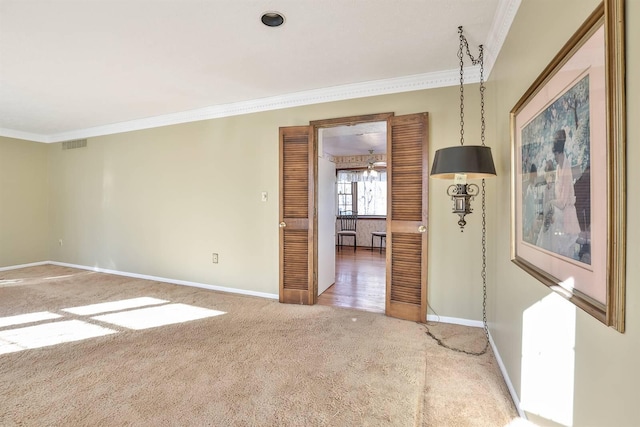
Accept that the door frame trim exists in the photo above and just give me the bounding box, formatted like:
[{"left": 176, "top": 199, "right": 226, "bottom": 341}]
[{"left": 309, "top": 113, "right": 395, "bottom": 129}]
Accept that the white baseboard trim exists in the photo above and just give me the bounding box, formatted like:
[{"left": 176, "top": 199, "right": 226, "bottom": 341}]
[
  {"left": 427, "top": 314, "right": 483, "bottom": 328},
  {"left": 0, "top": 261, "right": 49, "bottom": 272},
  {"left": 47, "top": 261, "right": 279, "bottom": 300},
  {"left": 488, "top": 332, "right": 526, "bottom": 419}
]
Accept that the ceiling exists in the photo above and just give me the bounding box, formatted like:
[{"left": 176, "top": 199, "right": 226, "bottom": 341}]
[
  {"left": 320, "top": 121, "right": 387, "bottom": 156},
  {"left": 0, "top": 0, "right": 520, "bottom": 144}
]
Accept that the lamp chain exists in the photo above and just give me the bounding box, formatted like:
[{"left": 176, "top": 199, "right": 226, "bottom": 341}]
[
  {"left": 458, "top": 26, "right": 486, "bottom": 147},
  {"left": 479, "top": 45, "right": 485, "bottom": 147},
  {"left": 480, "top": 178, "right": 490, "bottom": 352},
  {"left": 424, "top": 191, "right": 490, "bottom": 357},
  {"left": 458, "top": 27, "right": 465, "bottom": 146},
  {"left": 474, "top": 34, "right": 490, "bottom": 350},
  {"left": 479, "top": 41, "right": 490, "bottom": 351}
]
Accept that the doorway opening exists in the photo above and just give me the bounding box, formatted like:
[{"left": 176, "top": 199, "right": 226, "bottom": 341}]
[
  {"left": 278, "top": 111, "right": 429, "bottom": 322},
  {"left": 315, "top": 119, "right": 388, "bottom": 313}
]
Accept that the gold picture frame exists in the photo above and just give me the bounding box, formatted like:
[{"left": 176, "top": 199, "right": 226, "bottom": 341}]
[{"left": 510, "top": 0, "right": 626, "bottom": 331}]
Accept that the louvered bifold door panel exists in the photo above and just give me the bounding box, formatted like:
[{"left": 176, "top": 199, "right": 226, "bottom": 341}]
[
  {"left": 386, "top": 113, "right": 429, "bottom": 322},
  {"left": 283, "top": 230, "right": 309, "bottom": 291},
  {"left": 283, "top": 140, "right": 309, "bottom": 219},
  {"left": 279, "top": 126, "right": 315, "bottom": 305},
  {"left": 391, "top": 123, "right": 424, "bottom": 222},
  {"left": 390, "top": 233, "right": 423, "bottom": 304}
]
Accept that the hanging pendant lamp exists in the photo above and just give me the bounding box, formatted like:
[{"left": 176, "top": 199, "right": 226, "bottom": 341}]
[{"left": 430, "top": 26, "right": 496, "bottom": 231}]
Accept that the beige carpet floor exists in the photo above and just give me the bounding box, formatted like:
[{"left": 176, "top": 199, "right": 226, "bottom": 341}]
[{"left": 0, "top": 265, "right": 519, "bottom": 426}]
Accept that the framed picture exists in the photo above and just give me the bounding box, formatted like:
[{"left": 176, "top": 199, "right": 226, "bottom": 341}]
[{"left": 510, "top": 0, "right": 626, "bottom": 331}]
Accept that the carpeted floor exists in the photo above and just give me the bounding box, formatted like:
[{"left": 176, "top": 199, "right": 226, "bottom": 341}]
[{"left": 0, "top": 265, "right": 519, "bottom": 426}]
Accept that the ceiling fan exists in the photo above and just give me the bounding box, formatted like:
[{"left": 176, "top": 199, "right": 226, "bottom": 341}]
[{"left": 363, "top": 149, "right": 386, "bottom": 178}]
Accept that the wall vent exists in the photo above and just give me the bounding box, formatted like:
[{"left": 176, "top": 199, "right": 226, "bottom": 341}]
[{"left": 62, "top": 139, "right": 88, "bottom": 150}]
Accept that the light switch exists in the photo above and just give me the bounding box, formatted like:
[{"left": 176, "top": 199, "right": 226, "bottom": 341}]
[{"left": 261, "top": 191, "right": 268, "bottom": 202}]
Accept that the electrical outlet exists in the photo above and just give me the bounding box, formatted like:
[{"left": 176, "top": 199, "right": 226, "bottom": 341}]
[{"left": 212, "top": 253, "right": 219, "bottom": 264}]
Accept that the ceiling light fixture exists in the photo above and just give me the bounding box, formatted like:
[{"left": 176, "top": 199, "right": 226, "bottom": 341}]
[
  {"left": 261, "top": 12, "right": 285, "bottom": 27},
  {"left": 430, "top": 26, "right": 496, "bottom": 232},
  {"left": 363, "top": 149, "right": 382, "bottom": 179}
]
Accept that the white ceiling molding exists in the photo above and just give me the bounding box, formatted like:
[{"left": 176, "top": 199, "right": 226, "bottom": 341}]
[
  {"left": 0, "top": 127, "right": 49, "bottom": 144},
  {"left": 484, "top": 0, "right": 522, "bottom": 75},
  {"left": 15, "top": 67, "right": 481, "bottom": 144}
]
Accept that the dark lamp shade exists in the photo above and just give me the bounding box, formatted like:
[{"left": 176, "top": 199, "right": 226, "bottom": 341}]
[{"left": 430, "top": 145, "right": 497, "bottom": 179}]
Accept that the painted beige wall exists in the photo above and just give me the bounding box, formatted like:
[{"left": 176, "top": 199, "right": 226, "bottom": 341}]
[
  {"left": 0, "top": 137, "right": 49, "bottom": 267},
  {"left": 490, "top": 0, "right": 638, "bottom": 425},
  {"left": 45, "top": 85, "right": 490, "bottom": 317}
]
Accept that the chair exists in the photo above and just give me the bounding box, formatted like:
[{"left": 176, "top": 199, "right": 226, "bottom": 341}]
[
  {"left": 371, "top": 231, "right": 386, "bottom": 254},
  {"left": 337, "top": 213, "right": 357, "bottom": 251}
]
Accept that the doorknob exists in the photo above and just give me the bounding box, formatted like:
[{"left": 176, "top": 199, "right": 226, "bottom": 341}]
[
  {"left": 279, "top": 222, "right": 287, "bottom": 228},
  {"left": 418, "top": 225, "right": 427, "bottom": 233}
]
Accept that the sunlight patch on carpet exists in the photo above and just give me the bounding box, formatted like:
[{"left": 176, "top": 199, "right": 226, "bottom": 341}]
[
  {"left": 0, "top": 320, "right": 117, "bottom": 355},
  {"left": 62, "top": 297, "right": 169, "bottom": 315},
  {"left": 92, "top": 303, "right": 225, "bottom": 330},
  {"left": 0, "top": 311, "right": 62, "bottom": 328},
  {"left": 44, "top": 272, "right": 91, "bottom": 281}
]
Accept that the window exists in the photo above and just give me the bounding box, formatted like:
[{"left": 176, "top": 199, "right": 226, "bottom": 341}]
[
  {"left": 336, "top": 170, "right": 387, "bottom": 216},
  {"left": 337, "top": 180, "right": 355, "bottom": 215}
]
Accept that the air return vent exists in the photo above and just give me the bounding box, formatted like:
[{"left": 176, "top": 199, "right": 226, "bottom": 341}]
[{"left": 62, "top": 139, "right": 88, "bottom": 150}]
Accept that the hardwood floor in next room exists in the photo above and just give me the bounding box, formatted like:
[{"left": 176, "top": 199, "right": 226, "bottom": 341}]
[{"left": 318, "top": 248, "right": 385, "bottom": 313}]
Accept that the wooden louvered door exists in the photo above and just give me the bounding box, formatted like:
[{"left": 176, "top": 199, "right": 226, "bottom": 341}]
[
  {"left": 279, "top": 126, "right": 316, "bottom": 304},
  {"left": 385, "top": 113, "right": 429, "bottom": 322}
]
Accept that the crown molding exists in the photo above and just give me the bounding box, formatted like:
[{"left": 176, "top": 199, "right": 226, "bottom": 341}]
[
  {"left": 0, "top": 127, "right": 51, "bottom": 143},
  {"left": 0, "top": 0, "right": 520, "bottom": 144},
  {"left": 0, "top": 67, "right": 480, "bottom": 144},
  {"left": 484, "top": 0, "right": 522, "bottom": 76}
]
